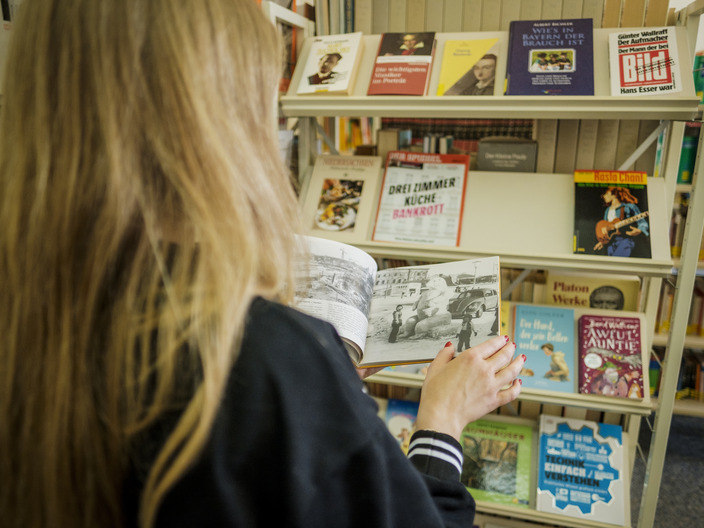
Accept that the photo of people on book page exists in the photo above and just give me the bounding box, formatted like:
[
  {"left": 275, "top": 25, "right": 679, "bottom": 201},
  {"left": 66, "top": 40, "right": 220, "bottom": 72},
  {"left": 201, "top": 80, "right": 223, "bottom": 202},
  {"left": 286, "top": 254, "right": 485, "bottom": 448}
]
[
  {"left": 293, "top": 236, "right": 502, "bottom": 367},
  {"left": 362, "top": 256, "right": 501, "bottom": 367}
]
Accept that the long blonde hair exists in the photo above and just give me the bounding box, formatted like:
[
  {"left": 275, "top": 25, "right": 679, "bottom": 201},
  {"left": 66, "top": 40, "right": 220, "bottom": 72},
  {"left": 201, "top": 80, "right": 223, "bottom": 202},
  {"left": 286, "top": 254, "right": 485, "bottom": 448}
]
[{"left": 0, "top": 0, "right": 299, "bottom": 526}]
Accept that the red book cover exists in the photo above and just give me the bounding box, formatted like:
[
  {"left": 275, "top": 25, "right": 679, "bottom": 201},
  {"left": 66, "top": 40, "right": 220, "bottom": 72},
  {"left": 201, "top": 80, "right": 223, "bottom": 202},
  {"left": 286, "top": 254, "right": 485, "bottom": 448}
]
[
  {"left": 578, "top": 314, "right": 644, "bottom": 398},
  {"left": 367, "top": 32, "right": 436, "bottom": 96}
]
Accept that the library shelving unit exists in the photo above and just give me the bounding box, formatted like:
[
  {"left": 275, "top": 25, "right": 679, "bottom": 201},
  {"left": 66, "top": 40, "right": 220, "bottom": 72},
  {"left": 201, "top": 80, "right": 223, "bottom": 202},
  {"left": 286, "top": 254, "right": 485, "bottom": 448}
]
[{"left": 280, "top": 24, "right": 702, "bottom": 528}]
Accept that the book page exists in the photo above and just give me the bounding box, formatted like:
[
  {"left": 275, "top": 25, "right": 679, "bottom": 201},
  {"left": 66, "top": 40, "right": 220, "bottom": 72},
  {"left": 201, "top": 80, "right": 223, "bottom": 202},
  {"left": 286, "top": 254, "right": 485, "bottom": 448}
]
[
  {"left": 293, "top": 236, "right": 377, "bottom": 361},
  {"left": 360, "top": 256, "right": 501, "bottom": 367}
]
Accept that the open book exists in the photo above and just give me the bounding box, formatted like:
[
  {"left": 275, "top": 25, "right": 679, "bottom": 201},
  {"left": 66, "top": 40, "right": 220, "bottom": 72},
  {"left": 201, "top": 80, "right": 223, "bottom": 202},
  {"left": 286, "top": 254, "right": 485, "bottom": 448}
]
[{"left": 293, "top": 236, "right": 501, "bottom": 367}]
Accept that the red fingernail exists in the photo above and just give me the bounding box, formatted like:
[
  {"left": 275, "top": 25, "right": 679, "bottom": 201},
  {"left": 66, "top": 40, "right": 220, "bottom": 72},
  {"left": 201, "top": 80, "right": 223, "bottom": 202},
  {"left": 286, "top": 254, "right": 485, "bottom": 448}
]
[
  {"left": 445, "top": 341, "right": 453, "bottom": 348},
  {"left": 518, "top": 378, "right": 523, "bottom": 385},
  {"left": 521, "top": 354, "right": 527, "bottom": 362},
  {"left": 504, "top": 335, "right": 510, "bottom": 343}
]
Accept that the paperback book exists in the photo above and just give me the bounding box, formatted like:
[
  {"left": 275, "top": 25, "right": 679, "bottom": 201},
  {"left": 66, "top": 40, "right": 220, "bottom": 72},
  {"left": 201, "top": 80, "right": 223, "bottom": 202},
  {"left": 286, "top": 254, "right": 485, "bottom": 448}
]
[
  {"left": 537, "top": 415, "right": 627, "bottom": 525},
  {"left": 299, "top": 154, "right": 383, "bottom": 245},
  {"left": 294, "top": 236, "right": 501, "bottom": 367},
  {"left": 296, "top": 32, "right": 364, "bottom": 95},
  {"left": 609, "top": 26, "right": 682, "bottom": 96},
  {"left": 383, "top": 398, "right": 420, "bottom": 454},
  {"left": 372, "top": 151, "right": 469, "bottom": 247},
  {"left": 368, "top": 32, "right": 436, "bottom": 95},
  {"left": 513, "top": 304, "right": 576, "bottom": 393},
  {"left": 573, "top": 170, "right": 651, "bottom": 258},
  {"left": 544, "top": 270, "right": 641, "bottom": 312},
  {"left": 460, "top": 415, "right": 537, "bottom": 509},
  {"left": 578, "top": 314, "right": 645, "bottom": 399},
  {"left": 505, "top": 18, "right": 594, "bottom": 96},
  {"left": 436, "top": 37, "right": 502, "bottom": 96}
]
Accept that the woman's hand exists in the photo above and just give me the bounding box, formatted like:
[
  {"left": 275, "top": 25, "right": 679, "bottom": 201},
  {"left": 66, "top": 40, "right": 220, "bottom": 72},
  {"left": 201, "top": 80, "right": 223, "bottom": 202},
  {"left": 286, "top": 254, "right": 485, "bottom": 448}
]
[{"left": 415, "top": 336, "right": 525, "bottom": 441}]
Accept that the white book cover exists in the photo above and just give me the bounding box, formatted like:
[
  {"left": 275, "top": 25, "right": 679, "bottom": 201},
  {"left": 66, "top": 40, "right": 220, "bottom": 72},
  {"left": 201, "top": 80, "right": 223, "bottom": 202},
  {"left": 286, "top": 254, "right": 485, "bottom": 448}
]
[
  {"left": 537, "top": 415, "right": 626, "bottom": 525},
  {"left": 296, "top": 32, "right": 364, "bottom": 95},
  {"left": 609, "top": 26, "right": 682, "bottom": 97}
]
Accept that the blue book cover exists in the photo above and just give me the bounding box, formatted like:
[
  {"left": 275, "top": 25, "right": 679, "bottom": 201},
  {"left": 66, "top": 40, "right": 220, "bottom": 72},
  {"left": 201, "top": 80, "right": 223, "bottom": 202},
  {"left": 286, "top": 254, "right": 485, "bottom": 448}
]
[
  {"left": 537, "top": 415, "right": 625, "bottom": 524},
  {"left": 505, "top": 18, "right": 594, "bottom": 95},
  {"left": 384, "top": 399, "right": 419, "bottom": 454},
  {"left": 514, "top": 304, "right": 576, "bottom": 393}
]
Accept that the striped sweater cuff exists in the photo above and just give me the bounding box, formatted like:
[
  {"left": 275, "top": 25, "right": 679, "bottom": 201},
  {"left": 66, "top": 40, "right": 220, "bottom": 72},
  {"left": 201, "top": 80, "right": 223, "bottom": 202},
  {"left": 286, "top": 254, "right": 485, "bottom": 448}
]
[{"left": 407, "top": 430, "right": 464, "bottom": 481}]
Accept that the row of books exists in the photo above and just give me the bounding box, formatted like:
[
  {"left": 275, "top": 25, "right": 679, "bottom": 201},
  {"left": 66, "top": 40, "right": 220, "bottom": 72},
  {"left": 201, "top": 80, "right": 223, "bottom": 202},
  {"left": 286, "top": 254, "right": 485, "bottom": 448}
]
[
  {"left": 301, "top": 150, "right": 654, "bottom": 262},
  {"left": 649, "top": 347, "right": 704, "bottom": 401},
  {"left": 654, "top": 277, "right": 704, "bottom": 337},
  {"left": 508, "top": 303, "right": 646, "bottom": 399},
  {"left": 295, "top": 21, "right": 682, "bottom": 98},
  {"left": 338, "top": 0, "right": 672, "bottom": 36},
  {"left": 377, "top": 399, "right": 629, "bottom": 526}
]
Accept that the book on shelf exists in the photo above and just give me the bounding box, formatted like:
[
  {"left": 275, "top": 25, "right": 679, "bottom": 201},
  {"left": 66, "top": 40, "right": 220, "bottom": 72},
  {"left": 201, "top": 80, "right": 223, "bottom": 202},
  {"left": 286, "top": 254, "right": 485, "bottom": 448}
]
[
  {"left": 296, "top": 32, "right": 364, "bottom": 95},
  {"left": 436, "top": 36, "right": 502, "bottom": 96},
  {"left": 293, "top": 235, "right": 501, "bottom": 368},
  {"left": 608, "top": 26, "right": 682, "bottom": 97},
  {"left": 372, "top": 150, "right": 469, "bottom": 247},
  {"left": 383, "top": 398, "right": 420, "bottom": 454},
  {"left": 573, "top": 170, "right": 651, "bottom": 259},
  {"left": 505, "top": 18, "right": 594, "bottom": 96},
  {"left": 578, "top": 313, "right": 645, "bottom": 399},
  {"left": 543, "top": 270, "right": 641, "bottom": 312},
  {"left": 299, "top": 154, "right": 383, "bottom": 245},
  {"left": 512, "top": 304, "right": 577, "bottom": 394},
  {"left": 367, "top": 32, "right": 436, "bottom": 95},
  {"left": 536, "top": 415, "right": 627, "bottom": 526},
  {"left": 476, "top": 137, "right": 537, "bottom": 172},
  {"left": 460, "top": 414, "right": 537, "bottom": 509}
]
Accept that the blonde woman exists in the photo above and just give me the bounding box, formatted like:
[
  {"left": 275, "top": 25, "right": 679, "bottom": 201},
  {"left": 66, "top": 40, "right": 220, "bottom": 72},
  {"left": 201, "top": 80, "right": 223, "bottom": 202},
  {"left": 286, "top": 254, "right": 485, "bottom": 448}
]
[{"left": 0, "top": 1, "right": 525, "bottom": 527}]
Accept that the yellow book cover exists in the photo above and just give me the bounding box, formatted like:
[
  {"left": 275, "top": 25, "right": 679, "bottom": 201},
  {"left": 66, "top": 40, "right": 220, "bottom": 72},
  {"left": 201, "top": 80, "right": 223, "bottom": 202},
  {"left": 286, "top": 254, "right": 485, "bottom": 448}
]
[{"left": 436, "top": 38, "right": 500, "bottom": 96}]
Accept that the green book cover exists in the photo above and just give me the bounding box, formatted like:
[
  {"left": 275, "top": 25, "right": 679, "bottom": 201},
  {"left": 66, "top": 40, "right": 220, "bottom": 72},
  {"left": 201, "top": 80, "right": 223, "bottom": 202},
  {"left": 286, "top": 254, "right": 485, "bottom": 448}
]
[{"left": 460, "top": 415, "right": 536, "bottom": 509}]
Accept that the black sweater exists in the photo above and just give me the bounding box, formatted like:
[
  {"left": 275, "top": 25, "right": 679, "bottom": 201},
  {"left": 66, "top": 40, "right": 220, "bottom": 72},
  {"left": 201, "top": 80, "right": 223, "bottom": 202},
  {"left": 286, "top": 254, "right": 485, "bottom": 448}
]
[{"left": 129, "top": 297, "right": 476, "bottom": 527}]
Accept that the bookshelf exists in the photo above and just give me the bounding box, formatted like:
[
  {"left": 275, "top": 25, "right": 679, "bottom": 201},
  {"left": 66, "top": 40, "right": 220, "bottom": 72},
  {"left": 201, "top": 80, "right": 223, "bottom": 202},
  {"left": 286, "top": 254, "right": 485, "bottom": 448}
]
[{"left": 280, "top": 5, "right": 703, "bottom": 528}]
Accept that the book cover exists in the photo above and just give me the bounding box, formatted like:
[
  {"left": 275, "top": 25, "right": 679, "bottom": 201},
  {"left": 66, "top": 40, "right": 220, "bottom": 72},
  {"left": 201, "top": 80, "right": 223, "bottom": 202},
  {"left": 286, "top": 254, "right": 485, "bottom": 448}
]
[
  {"left": 460, "top": 415, "right": 536, "bottom": 509},
  {"left": 573, "top": 170, "right": 651, "bottom": 258},
  {"left": 537, "top": 415, "right": 626, "bottom": 525},
  {"left": 544, "top": 271, "right": 641, "bottom": 312},
  {"left": 436, "top": 37, "right": 501, "bottom": 96},
  {"left": 608, "top": 26, "right": 682, "bottom": 97},
  {"left": 578, "top": 314, "right": 645, "bottom": 399},
  {"left": 514, "top": 304, "right": 576, "bottom": 393},
  {"left": 367, "top": 32, "right": 436, "bottom": 95},
  {"left": 384, "top": 398, "right": 420, "bottom": 454},
  {"left": 299, "top": 155, "right": 383, "bottom": 245},
  {"left": 296, "top": 32, "right": 364, "bottom": 95},
  {"left": 505, "top": 18, "right": 594, "bottom": 96},
  {"left": 372, "top": 151, "right": 469, "bottom": 247},
  {"left": 294, "top": 236, "right": 501, "bottom": 368}
]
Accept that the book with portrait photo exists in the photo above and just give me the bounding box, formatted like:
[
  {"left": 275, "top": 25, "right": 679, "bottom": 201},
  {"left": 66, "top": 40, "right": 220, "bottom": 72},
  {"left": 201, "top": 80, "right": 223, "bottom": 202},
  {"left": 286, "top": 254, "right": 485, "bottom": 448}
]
[
  {"left": 460, "top": 414, "right": 537, "bottom": 509},
  {"left": 505, "top": 18, "right": 594, "bottom": 96},
  {"left": 296, "top": 32, "right": 364, "bottom": 95},
  {"left": 368, "top": 32, "right": 436, "bottom": 96},
  {"left": 293, "top": 236, "right": 501, "bottom": 368},
  {"left": 436, "top": 36, "right": 504, "bottom": 96},
  {"left": 573, "top": 170, "right": 651, "bottom": 258},
  {"left": 298, "top": 154, "right": 383, "bottom": 245},
  {"left": 543, "top": 270, "right": 641, "bottom": 312}
]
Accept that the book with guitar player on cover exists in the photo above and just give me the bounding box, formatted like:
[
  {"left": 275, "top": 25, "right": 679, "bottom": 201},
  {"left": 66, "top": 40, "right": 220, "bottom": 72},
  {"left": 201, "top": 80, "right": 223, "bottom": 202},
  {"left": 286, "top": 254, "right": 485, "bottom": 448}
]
[{"left": 573, "top": 170, "right": 651, "bottom": 258}]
